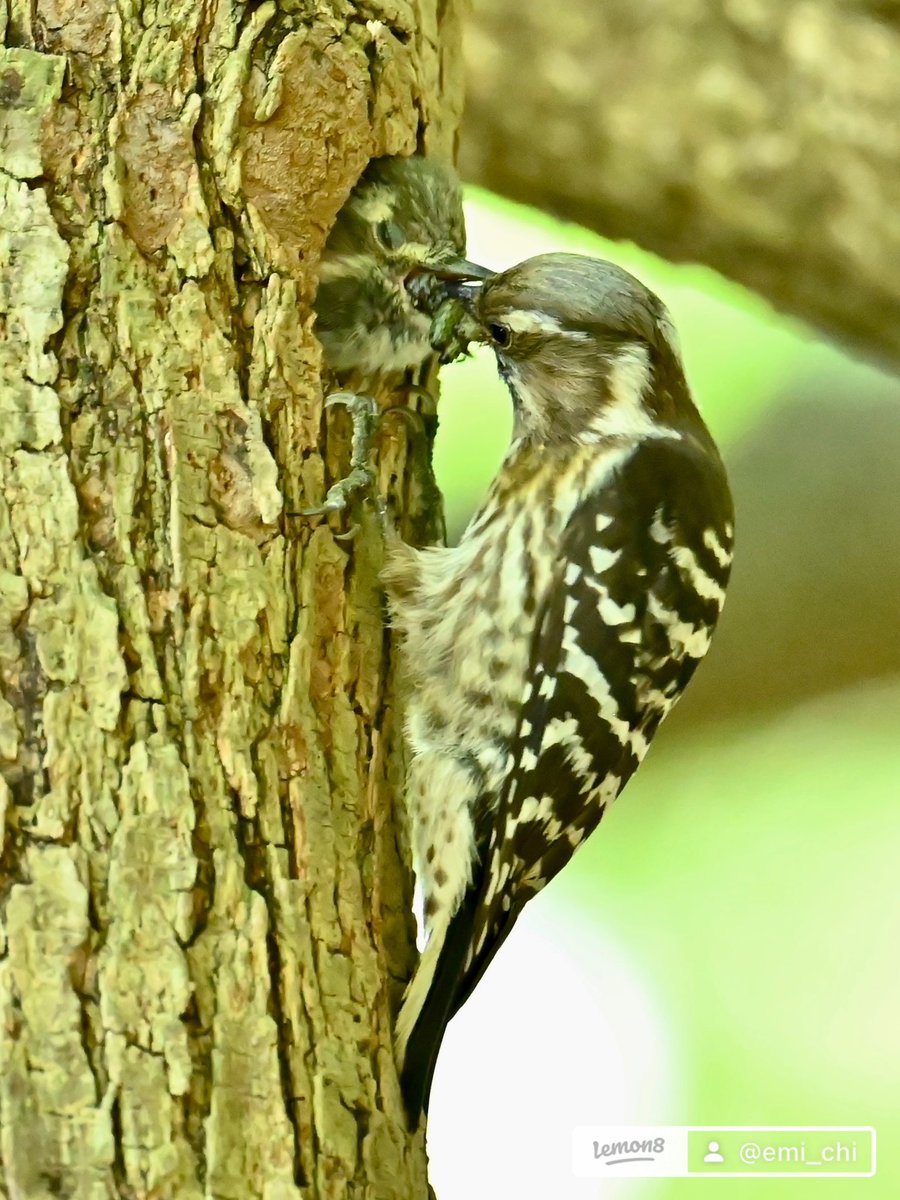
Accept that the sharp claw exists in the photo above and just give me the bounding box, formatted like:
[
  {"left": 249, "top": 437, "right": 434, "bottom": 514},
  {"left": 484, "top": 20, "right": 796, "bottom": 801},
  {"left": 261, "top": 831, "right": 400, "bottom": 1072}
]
[
  {"left": 394, "top": 384, "right": 433, "bottom": 404},
  {"left": 324, "top": 391, "right": 378, "bottom": 417},
  {"left": 300, "top": 390, "right": 426, "bottom": 529},
  {"left": 301, "top": 391, "right": 384, "bottom": 523},
  {"left": 381, "top": 404, "right": 424, "bottom": 434},
  {"left": 333, "top": 522, "right": 361, "bottom": 542}
]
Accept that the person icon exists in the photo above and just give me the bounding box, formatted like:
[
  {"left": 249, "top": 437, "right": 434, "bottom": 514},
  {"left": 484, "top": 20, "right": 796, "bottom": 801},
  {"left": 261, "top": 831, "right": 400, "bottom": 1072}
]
[{"left": 703, "top": 1141, "right": 725, "bottom": 1163}]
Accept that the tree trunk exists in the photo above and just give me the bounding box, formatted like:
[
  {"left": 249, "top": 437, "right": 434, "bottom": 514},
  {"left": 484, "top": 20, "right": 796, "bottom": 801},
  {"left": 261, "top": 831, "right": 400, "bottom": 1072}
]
[
  {"left": 0, "top": 1, "right": 464, "bottom": 1196},
  {"left": 461, "top": 0, "right": 900, "bottom": 371}
]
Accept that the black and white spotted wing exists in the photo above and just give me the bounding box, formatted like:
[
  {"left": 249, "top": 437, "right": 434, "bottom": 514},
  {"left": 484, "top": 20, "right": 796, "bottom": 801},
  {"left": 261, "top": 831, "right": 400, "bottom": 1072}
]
[{"left": 454, "top": 432, "right": 734, "bottom": 1013}]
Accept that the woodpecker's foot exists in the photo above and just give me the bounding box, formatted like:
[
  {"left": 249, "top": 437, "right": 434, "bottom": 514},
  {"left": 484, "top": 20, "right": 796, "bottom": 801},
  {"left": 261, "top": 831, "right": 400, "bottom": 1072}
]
[{"left": 302, "top": 391, "right": 382, "bottom": 528}]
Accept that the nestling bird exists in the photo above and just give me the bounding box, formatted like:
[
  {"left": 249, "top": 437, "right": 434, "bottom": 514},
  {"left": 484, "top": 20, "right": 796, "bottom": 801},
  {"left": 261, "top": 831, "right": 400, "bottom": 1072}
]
[
  {"left": 314, "top": 155, "right": 487, "bottom": 380},
  {"left": 310, "top": 155, "right": 488, "bottom": 516},
  {"left": 385, "top": 252, "right": 735, "bottom": 1124}
]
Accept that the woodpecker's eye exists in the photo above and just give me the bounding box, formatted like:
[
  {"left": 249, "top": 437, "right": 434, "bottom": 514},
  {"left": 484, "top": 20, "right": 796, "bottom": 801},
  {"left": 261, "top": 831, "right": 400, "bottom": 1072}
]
[
  {"left": 487, "top": 322, "right": 511, "bottom": 348},
  {"left": 376, "top": 220, "right": 406, "bottom": 250}
]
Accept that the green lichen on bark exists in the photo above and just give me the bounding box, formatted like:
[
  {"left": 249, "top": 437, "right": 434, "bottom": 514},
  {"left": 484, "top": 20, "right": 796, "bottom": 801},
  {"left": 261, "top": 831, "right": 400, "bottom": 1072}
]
[
  {"left": 0, "top": 47, "right": 65, "bottom": 179},
  {"left": 0, "top": 0, "right": 464, "bottom": 1196}
]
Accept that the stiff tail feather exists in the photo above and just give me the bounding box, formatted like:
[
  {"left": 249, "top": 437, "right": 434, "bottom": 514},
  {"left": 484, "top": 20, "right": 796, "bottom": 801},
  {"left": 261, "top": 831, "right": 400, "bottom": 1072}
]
[{"left": 396, "top": 885, "right": 481, "bottom": 1126}]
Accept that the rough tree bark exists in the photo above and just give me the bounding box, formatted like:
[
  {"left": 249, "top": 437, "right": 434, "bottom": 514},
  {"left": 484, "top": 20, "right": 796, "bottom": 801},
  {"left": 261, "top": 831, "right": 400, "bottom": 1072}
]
[
  {"left": 0, "top": 0, "right": 464, "bottom": 1196},
  {"left": 461, "top": 0, "right": 900, "bottom": 371}
]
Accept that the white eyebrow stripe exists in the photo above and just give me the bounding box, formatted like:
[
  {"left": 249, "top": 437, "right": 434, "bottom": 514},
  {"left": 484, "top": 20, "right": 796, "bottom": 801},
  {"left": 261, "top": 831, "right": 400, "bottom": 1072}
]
[{"left": 500, "top": 308, "right": 590, "bottom": 338}]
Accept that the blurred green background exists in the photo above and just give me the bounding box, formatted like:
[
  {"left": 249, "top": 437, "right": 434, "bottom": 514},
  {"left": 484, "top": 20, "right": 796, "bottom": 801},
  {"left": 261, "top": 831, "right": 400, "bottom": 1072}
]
[{"left": 426, "top": 190, "right": 900, "bottom": 1199}]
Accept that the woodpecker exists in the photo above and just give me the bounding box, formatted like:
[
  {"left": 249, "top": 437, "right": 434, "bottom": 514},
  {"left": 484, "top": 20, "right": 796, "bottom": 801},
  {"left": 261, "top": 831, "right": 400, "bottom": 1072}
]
[
  {"left": 310, "top": 155, "right": 487, "bottom": 517},
  {"left": 314, "top": 155, "right": 487, "bottom": 380},
  {"left": 385, "top": 252, "right": 734, "bottom": 1124}
]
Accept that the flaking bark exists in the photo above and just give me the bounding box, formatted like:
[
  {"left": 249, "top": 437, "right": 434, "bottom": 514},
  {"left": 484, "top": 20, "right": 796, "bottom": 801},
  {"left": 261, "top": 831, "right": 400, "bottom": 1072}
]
[{"left": 0, "top": 1, "right": 464, "bottom": 1196}]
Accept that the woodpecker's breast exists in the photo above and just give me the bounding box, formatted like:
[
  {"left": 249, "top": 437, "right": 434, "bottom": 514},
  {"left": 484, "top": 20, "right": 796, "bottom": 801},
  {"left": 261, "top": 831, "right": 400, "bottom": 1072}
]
[
  {"left": 392, "top": 445, "right": 623, "bottom": 768},
  {"left": 385, "top": 440, "right": 634, "bottom": 922}
]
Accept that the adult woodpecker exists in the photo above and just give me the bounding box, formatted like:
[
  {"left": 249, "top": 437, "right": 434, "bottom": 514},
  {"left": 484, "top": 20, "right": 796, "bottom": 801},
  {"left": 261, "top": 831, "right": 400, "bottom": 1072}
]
[{"left": 384, "top": 253, "right": 734, "bottom": 1124}]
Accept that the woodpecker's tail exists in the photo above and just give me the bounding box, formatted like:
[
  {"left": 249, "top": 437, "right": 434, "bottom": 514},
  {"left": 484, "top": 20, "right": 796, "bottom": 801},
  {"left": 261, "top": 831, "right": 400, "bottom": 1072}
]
[{"left": 396, "top": 886, "right": 480, "bottom": 1126}]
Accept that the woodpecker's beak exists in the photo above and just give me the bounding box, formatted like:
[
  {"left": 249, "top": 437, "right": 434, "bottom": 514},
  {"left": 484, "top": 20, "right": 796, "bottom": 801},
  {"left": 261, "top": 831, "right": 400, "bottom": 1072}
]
[
  {"left": 417, "top": 258, "right": 492, "bottom": 311},
  {"left": 439, "top": 278, "right": 483, "bottom": 307},
  {"left": 405, "top": 258, "right": 491, "bottom": 312},
  {"left": 427, "top": 257, "right": 493, "bottom": 282}
]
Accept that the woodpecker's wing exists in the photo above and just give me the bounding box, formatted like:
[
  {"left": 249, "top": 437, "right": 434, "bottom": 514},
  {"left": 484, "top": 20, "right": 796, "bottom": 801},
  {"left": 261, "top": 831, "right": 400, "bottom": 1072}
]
[
  {"left": 399, "top": 433, "right": 733, "bottom": 1122},
  {"left": 453, "top": 432, "right": 734, "bottom": 1012}
]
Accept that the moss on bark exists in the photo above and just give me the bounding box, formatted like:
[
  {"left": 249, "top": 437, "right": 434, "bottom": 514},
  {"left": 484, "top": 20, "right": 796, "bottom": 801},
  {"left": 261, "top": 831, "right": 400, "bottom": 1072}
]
[{"left": 0, "top": 2, "right": 464, "bottom": 1195}]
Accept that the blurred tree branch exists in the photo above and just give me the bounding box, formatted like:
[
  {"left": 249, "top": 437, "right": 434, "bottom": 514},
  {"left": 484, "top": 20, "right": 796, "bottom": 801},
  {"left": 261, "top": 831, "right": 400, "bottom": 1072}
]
[{"left": 460, "top": 0, "right": 900, "bottom": 370}]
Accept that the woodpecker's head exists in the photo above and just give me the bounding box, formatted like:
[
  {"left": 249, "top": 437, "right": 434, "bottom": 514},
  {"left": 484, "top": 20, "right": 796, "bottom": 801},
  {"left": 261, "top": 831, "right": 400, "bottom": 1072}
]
[
  {"left": 314, "top": 156, "right": 487, "bottom": 378},
  {"left": 454, "top": 253, "right": 694, "bottom": 446}
]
